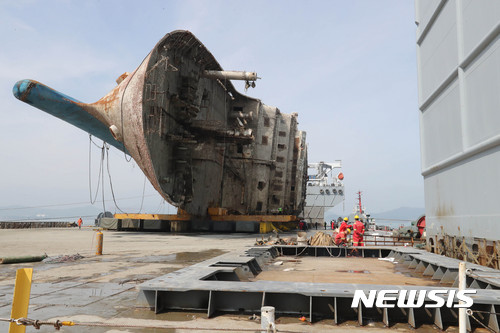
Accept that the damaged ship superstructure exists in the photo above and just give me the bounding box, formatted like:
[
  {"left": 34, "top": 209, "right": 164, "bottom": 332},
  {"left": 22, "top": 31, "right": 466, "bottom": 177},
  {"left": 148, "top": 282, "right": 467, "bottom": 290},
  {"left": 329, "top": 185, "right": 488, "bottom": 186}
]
[{"left": 13, "top": 30, "right": 307, "bottom": 218}]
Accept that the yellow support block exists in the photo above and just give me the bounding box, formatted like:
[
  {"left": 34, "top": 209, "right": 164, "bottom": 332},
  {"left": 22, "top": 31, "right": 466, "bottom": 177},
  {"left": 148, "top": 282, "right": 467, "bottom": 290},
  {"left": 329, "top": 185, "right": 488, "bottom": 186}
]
[
  {"left": 259, "top": 222, "right": 272, "bottom": 233},
  {"left": 211, "top": 215, "right": 296, "bottom": 222},
  {"left": 207, "top": 207, "right": 228, "bottom": 216},
  {"left": 259, "top": 221, "right": 299, "bottom": 233},
  {"left": 270, "top": 223, "right": 281, "bottom": 233},
  {"left": 9, "top": 268, "right": 33, "bottom": 333}
]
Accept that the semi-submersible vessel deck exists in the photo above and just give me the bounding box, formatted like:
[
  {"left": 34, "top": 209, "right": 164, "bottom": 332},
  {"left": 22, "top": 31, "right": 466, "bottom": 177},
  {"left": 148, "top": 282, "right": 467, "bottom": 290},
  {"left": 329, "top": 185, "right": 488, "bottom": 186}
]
[{"left": 7, "top": 1, "right": 500, "bottom": 331}]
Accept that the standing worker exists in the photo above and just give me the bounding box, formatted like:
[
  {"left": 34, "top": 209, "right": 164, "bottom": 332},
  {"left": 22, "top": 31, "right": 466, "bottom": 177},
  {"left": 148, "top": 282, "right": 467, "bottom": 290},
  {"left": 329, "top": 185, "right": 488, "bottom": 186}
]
[
  {"left": 324, "top": 221, "right": 327, "bottom": 230},
  {"left": 77, "top": 217, "right": 83, "bottom": 230},
  {"left": 353, "top": 215, "right": 365, "bottom": 246},
  {"left": 339, "top": 217, "right": 351, "bottom": 233}
]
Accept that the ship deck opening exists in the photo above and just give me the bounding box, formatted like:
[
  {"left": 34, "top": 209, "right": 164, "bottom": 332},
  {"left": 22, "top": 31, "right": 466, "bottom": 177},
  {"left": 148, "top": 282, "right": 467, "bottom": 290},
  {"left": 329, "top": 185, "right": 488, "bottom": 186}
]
[{"left": 249, "top": 256, "right": 442, "bottom": 286}]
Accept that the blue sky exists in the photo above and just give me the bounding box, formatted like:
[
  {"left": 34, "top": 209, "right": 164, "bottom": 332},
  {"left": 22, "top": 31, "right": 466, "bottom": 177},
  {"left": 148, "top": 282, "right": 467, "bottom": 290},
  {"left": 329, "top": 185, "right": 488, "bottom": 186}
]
[{"left": 0, "top": 1, "right": 423, "bottom": 217}]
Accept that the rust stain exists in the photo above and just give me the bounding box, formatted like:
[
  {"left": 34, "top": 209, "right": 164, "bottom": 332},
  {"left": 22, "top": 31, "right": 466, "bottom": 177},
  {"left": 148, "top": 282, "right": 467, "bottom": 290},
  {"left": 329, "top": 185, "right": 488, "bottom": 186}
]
[
  {"left": 20, "top": 81, "right": 36, "bottom": 102},
  {"left": 294, "top": 137, "right": 300, "bottom": 150},
  {"left": 94, "top": 85, "right": 121, "bottom": 115},
  {"left": 434, "top": 205, "right": 454, "bottom": 217},
  {"left": 116, "top": 72, "right": 130, "bottom": 85}
]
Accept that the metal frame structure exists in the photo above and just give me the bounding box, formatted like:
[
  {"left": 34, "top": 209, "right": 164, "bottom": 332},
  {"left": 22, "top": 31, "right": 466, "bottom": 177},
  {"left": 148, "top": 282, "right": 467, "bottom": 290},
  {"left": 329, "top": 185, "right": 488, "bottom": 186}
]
[
  {"left": 107, "top": 211, "right": 298, "bottom": 233},
  {"left": 415, "top": 0, "right": 500, "bottom": 268},
  {"left": 138, "top": 245, "right": 500, "bottom": 331},
  {"left": 303, "top": 161, "right": 344, "bottom": 226}
]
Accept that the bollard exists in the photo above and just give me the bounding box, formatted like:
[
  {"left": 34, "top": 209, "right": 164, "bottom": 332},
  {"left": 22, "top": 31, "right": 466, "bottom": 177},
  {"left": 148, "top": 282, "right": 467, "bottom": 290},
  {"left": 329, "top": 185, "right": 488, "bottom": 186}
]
[
  {"left": 458, "top": 262, "right": 466, "bottom": 333},
  {"left": 95, "top": 230, "right": 103, "bottom": 255},
  {"left": 261, "top": 306, "right": 276, "bottom": 333}
]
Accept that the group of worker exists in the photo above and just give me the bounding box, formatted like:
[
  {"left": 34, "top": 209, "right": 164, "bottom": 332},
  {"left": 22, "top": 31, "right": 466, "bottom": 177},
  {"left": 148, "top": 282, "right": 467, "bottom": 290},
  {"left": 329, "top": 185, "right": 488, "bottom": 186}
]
[{"left": 334, "top": 215, "right": 365, "bottom": 247}]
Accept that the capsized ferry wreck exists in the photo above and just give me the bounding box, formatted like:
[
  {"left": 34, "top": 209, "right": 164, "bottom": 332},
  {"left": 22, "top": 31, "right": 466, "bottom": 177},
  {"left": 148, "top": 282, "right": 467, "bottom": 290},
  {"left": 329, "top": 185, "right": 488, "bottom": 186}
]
[{"left": 13, "top": 30, "right": 307, "bottom": 222}]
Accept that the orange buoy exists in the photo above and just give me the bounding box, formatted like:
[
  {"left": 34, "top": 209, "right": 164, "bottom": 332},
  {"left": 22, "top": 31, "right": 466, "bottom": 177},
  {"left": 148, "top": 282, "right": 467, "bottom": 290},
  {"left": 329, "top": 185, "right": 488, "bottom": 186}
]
[{"left": 337, "top": 172, "right": 344, "bottom": 180}]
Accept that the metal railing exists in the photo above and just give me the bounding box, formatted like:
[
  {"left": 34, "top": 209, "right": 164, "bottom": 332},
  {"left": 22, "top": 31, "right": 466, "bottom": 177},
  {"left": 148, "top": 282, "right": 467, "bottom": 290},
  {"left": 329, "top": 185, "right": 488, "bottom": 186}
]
[{"left": 363, "top": 235, "right": 423, "bottom": 247}]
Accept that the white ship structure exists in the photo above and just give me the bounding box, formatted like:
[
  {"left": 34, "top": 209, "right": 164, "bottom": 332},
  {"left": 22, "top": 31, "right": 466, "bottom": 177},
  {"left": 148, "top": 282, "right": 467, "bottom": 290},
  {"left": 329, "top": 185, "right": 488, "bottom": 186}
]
[{"left": 303, "top": 161, "right": 344, "bottom": 226}]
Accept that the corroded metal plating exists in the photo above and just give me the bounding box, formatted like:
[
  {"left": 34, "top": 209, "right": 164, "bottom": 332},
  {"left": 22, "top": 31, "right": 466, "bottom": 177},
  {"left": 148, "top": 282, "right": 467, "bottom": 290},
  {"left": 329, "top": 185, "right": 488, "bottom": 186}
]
[{"left": 13, "top": 30, "right": 307, "bottom": 217}]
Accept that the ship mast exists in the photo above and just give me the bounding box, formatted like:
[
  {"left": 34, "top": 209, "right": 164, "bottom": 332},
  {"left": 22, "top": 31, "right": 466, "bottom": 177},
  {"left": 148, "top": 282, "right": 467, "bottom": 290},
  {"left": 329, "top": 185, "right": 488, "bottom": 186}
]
[{"left": 357, "top": 191, "right": 363, "bottom": 215}]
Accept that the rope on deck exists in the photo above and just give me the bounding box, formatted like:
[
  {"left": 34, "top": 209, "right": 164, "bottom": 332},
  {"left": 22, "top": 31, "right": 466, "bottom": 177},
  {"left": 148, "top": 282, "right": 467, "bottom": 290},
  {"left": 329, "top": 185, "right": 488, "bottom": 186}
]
[{"left": 0, "top": 316, "right": 306, "bottom": 332}]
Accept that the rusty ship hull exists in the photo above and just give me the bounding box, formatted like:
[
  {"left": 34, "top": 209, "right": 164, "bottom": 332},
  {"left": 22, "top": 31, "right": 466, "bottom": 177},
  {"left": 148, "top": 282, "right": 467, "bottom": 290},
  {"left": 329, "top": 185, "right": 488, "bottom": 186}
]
[{"left": 13, "top": 30, "right": 307, "bottom": 218}]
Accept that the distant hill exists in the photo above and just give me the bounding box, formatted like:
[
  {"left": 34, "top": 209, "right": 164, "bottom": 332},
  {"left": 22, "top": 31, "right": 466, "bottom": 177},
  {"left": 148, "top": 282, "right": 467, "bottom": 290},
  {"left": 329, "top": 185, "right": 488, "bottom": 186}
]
[
  {"left": 0, "top": 205, "right": 104, "bottom": 224},
  {"left": 323, "top": 212, "right": 341, "bottom": 222},
  {"left": 371, "top": 207, "right": 424, "bottom": 221},
  {"left": 370, "top": 207, "right": 425, "bottom": 227},
  {"left": 324, "top": 207, "right": 425, "bottom": 227},
  {"left": 0, "top": 200, "right": 174, "bottom": 225}
]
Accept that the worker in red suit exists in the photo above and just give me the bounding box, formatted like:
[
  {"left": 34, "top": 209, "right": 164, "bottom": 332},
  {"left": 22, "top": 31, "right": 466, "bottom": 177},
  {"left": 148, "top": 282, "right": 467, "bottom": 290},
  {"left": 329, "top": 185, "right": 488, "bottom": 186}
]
[
  {"left": 352, "top": 215, "right": 365, "bottom": 246},
  {"left": 334, "top": 228, "right": 350, "bottom": 246},
  {"left": 339, "top": 217, "right": 351, "bottom": 233}
]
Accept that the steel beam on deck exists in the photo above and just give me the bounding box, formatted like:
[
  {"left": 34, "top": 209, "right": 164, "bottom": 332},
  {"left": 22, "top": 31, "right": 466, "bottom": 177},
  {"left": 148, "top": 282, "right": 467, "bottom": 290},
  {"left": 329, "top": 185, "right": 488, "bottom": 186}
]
[
  {"left": 441, "top": 268, "right": 459, "bottom": 284},
  {"left": 415, "top": 261, "right": 427, "bottom": 273},
  {"left": 432, "top": 266, "right": 446, "bottom": 280},
  {"left": 114, "top": 213, "right": 191, "bottom": 221},
  {"left": 382, "top": 307, "right": 389, "bottom": 327},
  {"left": 491, "top": 305, "right": 500, "bottom": 332},
  {"left": 408, "top": 307, "right": 416, "bottom": 328},
  {"left": 423, "top": 263, "right": 437, "bottom": 276},
  {"left": 408, "top": 258, "right": 419, "bottom": 268},
  {"left": 211, "top": 214, "right": 296, "bottom": 222}
]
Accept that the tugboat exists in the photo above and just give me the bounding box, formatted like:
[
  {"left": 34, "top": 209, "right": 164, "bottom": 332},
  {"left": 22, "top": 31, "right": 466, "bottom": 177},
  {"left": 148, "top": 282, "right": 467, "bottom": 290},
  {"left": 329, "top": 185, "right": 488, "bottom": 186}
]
[
  {"left": 351, "top": 191, "right": 392, "bottom": 236},
  {"left": 349, "top": 191, "right": 377, "bottom": 234}
]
